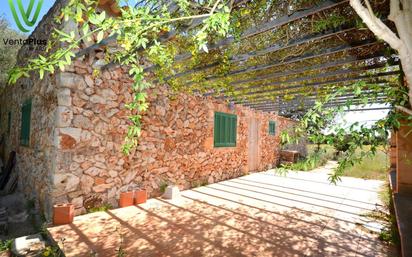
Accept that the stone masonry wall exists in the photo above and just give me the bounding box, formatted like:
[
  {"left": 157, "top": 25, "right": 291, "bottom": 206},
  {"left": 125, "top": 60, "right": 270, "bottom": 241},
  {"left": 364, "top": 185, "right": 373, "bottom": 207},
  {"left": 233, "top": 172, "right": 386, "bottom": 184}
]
[
  {"left": 1, "top": 0, "right": 299, "bottom": 218},
  {"left": 0, "top": 0, "right": 68, "bottom": 219},
  {"left": 52, "top": 57, "right": 297, "bottom": 215},
  {"left": 0, "top": 75, "right": 58, "bottom": 219}
]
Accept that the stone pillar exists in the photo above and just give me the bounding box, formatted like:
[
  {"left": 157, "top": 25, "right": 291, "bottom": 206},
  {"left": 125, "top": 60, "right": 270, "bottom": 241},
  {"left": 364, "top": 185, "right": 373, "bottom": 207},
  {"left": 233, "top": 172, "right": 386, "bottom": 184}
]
[{"left": 396, "top": 120, "right": 412, "bottom": 193}]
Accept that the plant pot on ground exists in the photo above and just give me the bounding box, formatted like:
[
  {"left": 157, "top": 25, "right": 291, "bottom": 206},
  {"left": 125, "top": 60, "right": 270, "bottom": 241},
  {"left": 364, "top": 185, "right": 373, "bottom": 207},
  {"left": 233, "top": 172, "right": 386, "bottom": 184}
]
[
  {"left": 53, "top": 203, "right": 74, "bottom": 225},
  {"left": 119, "top": 191, "right": 134, "bottom": 208},
  {"left": 134, "top": 189, "right": 147, "bottom": 205}
]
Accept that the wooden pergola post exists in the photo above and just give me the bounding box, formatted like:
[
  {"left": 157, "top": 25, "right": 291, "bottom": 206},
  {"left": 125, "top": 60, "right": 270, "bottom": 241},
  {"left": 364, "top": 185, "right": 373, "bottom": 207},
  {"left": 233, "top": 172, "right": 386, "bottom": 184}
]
[{"left": 396, "top": 120, "right": 412, "bottom": 193}]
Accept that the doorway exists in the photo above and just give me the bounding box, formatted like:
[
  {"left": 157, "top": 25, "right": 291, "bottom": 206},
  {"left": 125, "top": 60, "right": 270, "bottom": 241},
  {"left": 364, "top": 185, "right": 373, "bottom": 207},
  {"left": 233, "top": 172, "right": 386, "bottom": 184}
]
[{"left": 248, "top": 117, "right": 259, "bottom": 172}]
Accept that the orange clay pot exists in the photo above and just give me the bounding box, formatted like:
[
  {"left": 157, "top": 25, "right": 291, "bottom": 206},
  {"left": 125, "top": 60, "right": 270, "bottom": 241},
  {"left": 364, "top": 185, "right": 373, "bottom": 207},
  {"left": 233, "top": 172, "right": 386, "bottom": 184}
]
[
  {"left": 53, "top": 203, "right": 74, "bottom": 225},
  {"left": 119, "top": 191, "right": 134, "bottom": 207},
  {"left": 134, "top": 189, "right": 147, "bottom": 205}
]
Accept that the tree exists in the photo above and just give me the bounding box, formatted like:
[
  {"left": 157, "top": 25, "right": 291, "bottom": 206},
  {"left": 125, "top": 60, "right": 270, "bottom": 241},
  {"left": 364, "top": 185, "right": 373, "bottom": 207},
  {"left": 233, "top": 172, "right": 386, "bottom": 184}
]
[
  {"left": 350, "top": 0, "right": 412, "bottom": 110},
  {"left": 0, "top": 16, "right": 24, "bottom": 85}
]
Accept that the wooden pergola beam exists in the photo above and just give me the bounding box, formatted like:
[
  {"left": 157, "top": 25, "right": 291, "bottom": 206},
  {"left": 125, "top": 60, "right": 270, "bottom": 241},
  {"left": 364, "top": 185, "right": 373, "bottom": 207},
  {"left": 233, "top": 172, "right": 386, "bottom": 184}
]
[
  {"left": 230, "top": 54, "right": 390, "bottom": 86},
  {"left": 250, "top": 93, "right": 387, "bottom": 109},
  {"left": 192, "top": 39, "right": 380, "bottom": 86},
  {"left": 230, "top": 61, "right": 397, "bottom": 94},
  {"left": 343, "top": 107, "right": 391, "bottom": 112},
  {"left": 237, "top": 80, "right": 393, "bottom": 105},
  {"left": 167, "top": 23, "right": 360, "bottom": 81},
  {"left": 232, "top": 71, "right": 399, "bottom": 102},
  {"left": 246, "top": 90, "right": 389, "bottom": 108},
  {"left": 256, "top": 97, "right": 388, "bottom": 111},
  {"left": 205, "top": 57, "right": 395, "bottom": 97},
  {"left": 164, "top": 0, "right": 349, "bottom": 67}
]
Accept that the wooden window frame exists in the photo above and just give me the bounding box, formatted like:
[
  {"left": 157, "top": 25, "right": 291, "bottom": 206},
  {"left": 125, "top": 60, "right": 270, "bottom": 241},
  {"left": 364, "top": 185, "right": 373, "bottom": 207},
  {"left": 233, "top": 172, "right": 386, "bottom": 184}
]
[
  {"left": 269, "top": 120, "right": 276, "bottom": 135},
  {"left": 214, "top": 112, "right": 237, "bottom": 148}
]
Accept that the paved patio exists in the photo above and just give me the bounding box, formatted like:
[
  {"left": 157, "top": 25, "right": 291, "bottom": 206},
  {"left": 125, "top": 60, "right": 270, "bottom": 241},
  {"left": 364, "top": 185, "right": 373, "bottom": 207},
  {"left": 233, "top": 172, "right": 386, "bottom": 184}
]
[{"left": 48, "top": 169, "right": 398, "bottom": 256}]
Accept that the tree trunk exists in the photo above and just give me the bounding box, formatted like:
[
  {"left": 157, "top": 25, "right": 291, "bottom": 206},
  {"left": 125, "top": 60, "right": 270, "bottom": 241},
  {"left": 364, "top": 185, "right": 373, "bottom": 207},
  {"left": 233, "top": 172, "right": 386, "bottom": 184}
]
[
  {"left": 350, "top": 0, "right": 412, "bottom": 107},
  {"left": 391, "top": 0, "right": 412, "bottom": 105}
]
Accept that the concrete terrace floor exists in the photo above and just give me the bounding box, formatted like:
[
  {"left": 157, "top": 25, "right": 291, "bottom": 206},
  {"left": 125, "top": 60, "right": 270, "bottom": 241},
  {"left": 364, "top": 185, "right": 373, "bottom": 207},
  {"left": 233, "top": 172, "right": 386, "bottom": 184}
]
[{"left": 48, "top": 168, "right": 398, "bottom": 257}]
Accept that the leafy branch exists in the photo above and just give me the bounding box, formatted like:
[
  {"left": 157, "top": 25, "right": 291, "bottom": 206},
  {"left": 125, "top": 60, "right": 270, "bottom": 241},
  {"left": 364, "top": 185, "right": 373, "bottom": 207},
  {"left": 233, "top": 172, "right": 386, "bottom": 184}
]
[{"left": 8, "top": 0, "right": 232, "bottom": 154}]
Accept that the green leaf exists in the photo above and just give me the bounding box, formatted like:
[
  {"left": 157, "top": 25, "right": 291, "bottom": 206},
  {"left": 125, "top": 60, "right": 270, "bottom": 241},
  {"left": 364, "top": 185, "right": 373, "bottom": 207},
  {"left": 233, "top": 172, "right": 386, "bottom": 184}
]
[
  {"left": 39, "top": 69, "right": 44, "bottom": 79},
  {"left": 96, "top": 31, "right": 104, "bottom": 43}
]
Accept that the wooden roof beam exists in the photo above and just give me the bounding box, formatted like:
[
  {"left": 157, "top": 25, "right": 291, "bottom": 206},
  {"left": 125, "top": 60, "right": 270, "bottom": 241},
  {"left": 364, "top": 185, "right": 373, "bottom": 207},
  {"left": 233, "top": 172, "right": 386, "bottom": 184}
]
[
  {"left": 196, "top": 39, "right": 380, "bottom": 86},
  {"left": 238, "top": 80, "right": 393, "bottom": 105},
  {"left": 167, "top": 22, "right": 360, "bottom": 81},
  {"left": 256, "top": 97, "right": 388, "bottom": 111},
  {"left": 233, "top": 71, "right": 399, "bottom": 102},
  {"left": 229, "top": 61, "right": 398, "bottom": 95}
]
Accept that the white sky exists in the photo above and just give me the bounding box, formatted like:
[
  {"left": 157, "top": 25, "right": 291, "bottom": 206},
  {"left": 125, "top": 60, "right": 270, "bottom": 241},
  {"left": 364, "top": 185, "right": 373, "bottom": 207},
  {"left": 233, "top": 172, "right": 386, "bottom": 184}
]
[{"left": 333, "top": 103, "right": 390, "bottom": 129}]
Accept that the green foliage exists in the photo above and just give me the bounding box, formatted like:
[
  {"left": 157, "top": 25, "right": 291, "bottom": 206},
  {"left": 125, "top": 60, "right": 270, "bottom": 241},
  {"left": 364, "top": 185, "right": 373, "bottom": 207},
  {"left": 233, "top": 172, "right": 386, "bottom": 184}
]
[
  {"left": 364, "top": 184, "right": 400, "bottom": 246},
  {"left": 0, "top": 16, "right": 25, "bottom": 85},
  {"left": 87, "top": 203, "right": 112, "bottom": 213},
  {"left": 282, "top": 148, "right": 331, "bottom": 171},
  {"left": 342, "top": 147, "right": 389, "bottom": 180},
  {"left": 5, "top": 0, "right": 407, "bottom": 187},
  {"left": 42, "top": 245, "right": 64, "bottom": 257},
  {"left": 192, "top": 180, "right": 208, "bottom": 188},
  {"left": 159, "top": 181, "right": 168, "bottom": 193},
  {"left": 282, "top": 79, "right": 411, "bottom": 183},
  {"left": 0, "top": 239, "right": 12, "bottom": 252},
  {"left": 313, "top": 14, "right": 346, "bottom": 32},
  {"left": 8, "top": 0, "right": 232, "bottom": 154}
]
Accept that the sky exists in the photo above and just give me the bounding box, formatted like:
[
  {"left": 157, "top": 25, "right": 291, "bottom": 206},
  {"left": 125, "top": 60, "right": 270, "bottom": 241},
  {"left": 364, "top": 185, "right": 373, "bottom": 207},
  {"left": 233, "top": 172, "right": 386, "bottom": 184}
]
[
  {"left": 0, "top": 0, "right": 142, "bottom": 33},
  {"left": 334, "top": 103, "right": 390, "bottom": 129},
  {"left": 0, "top": 1, "right": 392, "bottom": 126},
  {"left": 0, "top": 0, "right": 56, "bottom": 34}
]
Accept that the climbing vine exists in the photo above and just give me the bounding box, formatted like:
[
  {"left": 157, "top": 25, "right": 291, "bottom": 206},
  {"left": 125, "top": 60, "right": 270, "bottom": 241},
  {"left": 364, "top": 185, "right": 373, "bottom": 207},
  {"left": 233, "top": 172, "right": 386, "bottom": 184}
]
[
  {"left": 281, "top": 77, "right": 411, "bottom": 183},
  {"left": 8, "top": 0, "right": 232, "bottom": 154},
  {"left": 6, "top": 0, "right": 411, "bottom": 183}
]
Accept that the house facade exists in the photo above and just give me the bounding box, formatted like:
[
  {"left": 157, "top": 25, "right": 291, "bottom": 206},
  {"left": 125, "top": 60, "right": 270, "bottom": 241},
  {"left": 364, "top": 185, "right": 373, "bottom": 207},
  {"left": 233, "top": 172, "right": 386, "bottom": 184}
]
[{"left": 0, "top": 0, "right": 302, "bottom": 218}]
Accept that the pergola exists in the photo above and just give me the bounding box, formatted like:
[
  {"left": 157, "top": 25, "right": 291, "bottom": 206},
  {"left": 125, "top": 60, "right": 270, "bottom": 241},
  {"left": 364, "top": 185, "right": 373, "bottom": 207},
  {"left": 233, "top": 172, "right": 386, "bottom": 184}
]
[
  {"left": 73, "top": 0, "right": 401, "bottom": 120},
  {"left": 154, "top": 0, "right": 400, "bottom": 117}
]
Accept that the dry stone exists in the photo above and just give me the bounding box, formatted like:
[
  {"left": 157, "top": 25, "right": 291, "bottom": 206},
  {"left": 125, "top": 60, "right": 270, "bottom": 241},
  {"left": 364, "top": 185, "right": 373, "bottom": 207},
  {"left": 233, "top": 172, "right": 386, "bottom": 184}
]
[
  {"left": 58, "top": 72, "right": 86, "bottom": 90},
  {"left": 57, "top": 88, "right": 72, "bottom": 106},
  {"left": 55, "top": 106, "right": 73, "bottom": 127},
  {"left": 0, "top": 21, "right": 300, "bottom": 219},
  {"left": 73, "top": 115, "right": 92, "bottom": 129}
]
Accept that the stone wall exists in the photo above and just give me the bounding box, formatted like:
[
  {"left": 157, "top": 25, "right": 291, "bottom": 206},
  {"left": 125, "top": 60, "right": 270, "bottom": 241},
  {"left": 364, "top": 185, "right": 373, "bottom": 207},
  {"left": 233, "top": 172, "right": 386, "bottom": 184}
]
[
  {"left": 1, "top": 0, "right": 300, "bottom": 218},
  {"left": 0, "top": 0, "right": 68, "bottom": 218},
  {"left": 0, "top": 75, "right": 58, "bottom": 219},
  {"left": 51, "top": 58, "right": 297, "bottom": 215}
]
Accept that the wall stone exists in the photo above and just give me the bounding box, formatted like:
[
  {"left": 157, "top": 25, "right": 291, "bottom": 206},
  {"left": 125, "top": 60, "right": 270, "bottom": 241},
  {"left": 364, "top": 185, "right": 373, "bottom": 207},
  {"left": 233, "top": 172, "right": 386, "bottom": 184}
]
[
  {"left": 0, "top": 0, "right": 68, "bottom": 219},
  {"left": 50, "top": 56, "right": 298, "bottom": 215},
  {"left": 0, "top": 0, "right": 301, "bottom": 218},
  {"left": 1, "top": 60, "right": 298, "bottom": 218},
  {"left": 0, "top": 75, "right": 57, "bottom": 219}
]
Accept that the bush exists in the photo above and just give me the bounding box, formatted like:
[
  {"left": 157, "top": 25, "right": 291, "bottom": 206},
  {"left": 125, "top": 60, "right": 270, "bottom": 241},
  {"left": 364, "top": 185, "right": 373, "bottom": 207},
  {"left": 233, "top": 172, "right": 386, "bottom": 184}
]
[
  {"left": 0, "top": 240, "right": 12, "bottom": 252},
  {"left": 86, "top": 203, "right": 112, "bottom": 213}
]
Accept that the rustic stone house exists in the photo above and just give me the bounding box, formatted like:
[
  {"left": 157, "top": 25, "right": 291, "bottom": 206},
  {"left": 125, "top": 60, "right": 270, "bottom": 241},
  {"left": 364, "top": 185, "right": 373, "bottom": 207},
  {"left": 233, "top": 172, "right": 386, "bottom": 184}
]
[{"left": 0, "top": 0, "right": 301, "bottom": 219}]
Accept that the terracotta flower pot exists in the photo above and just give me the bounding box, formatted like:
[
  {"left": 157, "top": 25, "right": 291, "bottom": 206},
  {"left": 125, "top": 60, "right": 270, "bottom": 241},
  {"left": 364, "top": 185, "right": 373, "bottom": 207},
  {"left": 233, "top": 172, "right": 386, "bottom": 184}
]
[
  {"left": 53, "top": 203, "right": 74, "bottom": 225},
  {"left": 119, "top": 191, "right": 134, "bottom": 207},
  {"left": 134, "top": 189, "right": 147, "bottom": 205}
]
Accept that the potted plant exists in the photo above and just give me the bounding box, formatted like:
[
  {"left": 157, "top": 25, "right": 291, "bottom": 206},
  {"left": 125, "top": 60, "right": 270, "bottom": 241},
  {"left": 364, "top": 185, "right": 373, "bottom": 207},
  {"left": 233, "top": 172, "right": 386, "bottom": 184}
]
[{"left": 53, "top": 203, "right": 74, "bottom": 225}]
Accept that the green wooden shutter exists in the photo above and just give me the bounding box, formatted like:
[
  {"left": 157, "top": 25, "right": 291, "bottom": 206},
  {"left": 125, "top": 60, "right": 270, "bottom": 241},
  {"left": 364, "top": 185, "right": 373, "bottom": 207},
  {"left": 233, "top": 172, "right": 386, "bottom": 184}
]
[
  {"left": 20, "top": 99, "right": 32, "bottom": 146},
  {"left": 214, "top": 112, "right": 237, "bottom": 147},
  {"left": 269, "top": 121, "right": 276, "bottom": 135}
]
